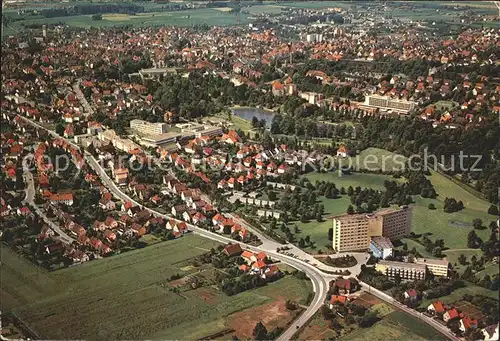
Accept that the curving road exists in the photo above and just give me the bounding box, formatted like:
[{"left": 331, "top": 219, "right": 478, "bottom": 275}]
[
  {"left": 15, "top": 111, "right": 459, "bottom": 341},
  {"left": 85, "top": 152, "right": 331, "bottom": 339},
  {"left": 22, "top": 172, "right": 75, "bottom": 244}
]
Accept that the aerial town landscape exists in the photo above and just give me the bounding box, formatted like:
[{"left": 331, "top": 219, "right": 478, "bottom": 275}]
[{"left": 0, "top": 0, "right": 499, "bottom": 340}]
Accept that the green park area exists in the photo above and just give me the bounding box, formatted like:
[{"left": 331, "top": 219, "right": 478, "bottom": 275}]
[
  {"left": 1, "top": 235, "right": 311, "bottom": 340},
  {"left": 410, "top": 170, "right": 494, "bottom": 250},
  {"left": 289, "top": 146, "right": 496, "bottom": 259}
]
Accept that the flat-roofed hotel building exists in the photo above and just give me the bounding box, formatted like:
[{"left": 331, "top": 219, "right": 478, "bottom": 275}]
[
  {"left": 365, "top": 95, "right": 417, "bottom": 113},
  {"left": 332, "top": 206, "right": 412, "bottom": 252},
  {"left": 130, "top": 119, "right": 168, "bottom": 136},
  {"left": 375, "top": 260, "right": 426, "bottom": 281},
  {"left": 415, "top": 258, "right": 450, "bottom": 277},
  {"left": 332, "top": 214, "right": 371, "bottom": 252}
]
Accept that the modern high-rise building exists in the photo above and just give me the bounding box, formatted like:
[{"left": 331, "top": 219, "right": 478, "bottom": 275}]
[
  {"left": 332, "top": 206, "right": 412, "bottom": 252},
  {"left": 130, "top": 119, "right": 169, "bottom": 136},
  {"left": 332, "top": 214, "right": 371, "bottom": 252},
  {"left": 370, "top": 207, "right": 413, "bottom": 240}
]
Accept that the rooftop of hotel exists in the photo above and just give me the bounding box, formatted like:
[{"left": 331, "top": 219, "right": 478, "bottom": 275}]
[
  {"left": 370, "top": 236, "right": 394, "bottom": 249},
  {"left": 415, "top": 258, "right": 450, "bottom": 266},
  {"left": 378, "top": 260, "right": 427, "bottom": 271}
]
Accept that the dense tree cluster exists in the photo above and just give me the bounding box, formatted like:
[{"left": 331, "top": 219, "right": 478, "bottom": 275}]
[{"left": 443, "top": 197, "right": 465, "bottom": 213}]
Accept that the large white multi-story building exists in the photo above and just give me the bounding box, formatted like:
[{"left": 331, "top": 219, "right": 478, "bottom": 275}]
[
  {"left": 364, "top": 95, "right": 417, "bottom": 113},
  {"left": 130, "top": 119, "right": 169, "bottom": 136},
  {"left": 332, "top": 207, "right": 412, "bottom": 252}
]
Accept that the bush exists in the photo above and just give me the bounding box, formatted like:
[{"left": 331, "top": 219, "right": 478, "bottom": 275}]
[
  {"left": 428, "top": 203, "right": 436, "bottom": 210},
  {"left": 487, "top": 204, "right": 498, "bottom": 216}
]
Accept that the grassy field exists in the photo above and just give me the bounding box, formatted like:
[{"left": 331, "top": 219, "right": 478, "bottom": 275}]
[
  {"left": 3, "top": 235, "right": 311, "bottom": 340},
  {"left": 410, "top": 170, "right": 493, "bottom": 250},
  {"left": 3, "top": 9, "right": 249, "bottom": 35},
  {"left": 302, "top": 159, "right": 494, "bottom": 253},
  {"left": 397, "top": 238, "right": 436, "bottom": 258},
  {"left": 304, "top": 171, "right": 399, "bottom": 191},
  {"left": 295, "top": 196, "right": 350, "bottom": 251},
  {"left": 340, "top": 311, "right": 447, "bottom": 341},
  {"left": 341, "top": 147, "right": 408, "bottom": 172},
  {"left": 443, "top": 248, "right": 499, "bottom": 279},
  {"left": 419, "top": 282, "right": 499, "bottom": 309},
  {"left": 0, "top": 246, "right": 59, "bottom": 311}
]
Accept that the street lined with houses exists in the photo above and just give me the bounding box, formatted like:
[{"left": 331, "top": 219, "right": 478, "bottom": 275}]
[{"left": 14, "top": 112, "right": 461, "bottom": 341}]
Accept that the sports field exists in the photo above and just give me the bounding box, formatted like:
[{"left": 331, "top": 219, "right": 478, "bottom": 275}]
[{"left": 2, "top": 235, "right": 311, "bottom": 340}]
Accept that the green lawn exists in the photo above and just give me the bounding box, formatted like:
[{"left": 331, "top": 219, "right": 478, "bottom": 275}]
[
  {"left": 231, "top": 115, "right": 254, "bottom": 134},
  {"left": 341, "top": 147, "right": 408, "bottom": 172},
  {"left": 410, "top": 170, "right": 492, "bottom": 249},
  {"left": 303, "top": 161, "right": 494, "bottom": 252},
  {"left": 304, "top": 171, "right": 398, "bottom": 191},
  {"left": 419, "top": 282, "right": 499, "bottom": 309},
  {"left": 4, "top": 235, "right": 311, "bottom": 340},
  {"left": 443, "top": 249, "right": 499, "bottom": 278},
  {"left": 398, "top": 238, "right": 436, "bottom": 258},
  {"left": 339, "top": 311, "right": 447, "bottom": 341},
  {"left": 296, "top": 196, "right": 351, "bottom": 251}
]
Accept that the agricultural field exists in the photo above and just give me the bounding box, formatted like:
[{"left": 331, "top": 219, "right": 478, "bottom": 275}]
[
  {"left": 3, "top": 235, "right": 311, "bottom": 340},
  {"left": 0, "top": 246, "right": 60, "bottom": 311},
  {"left": 3, "top": 8, "right": 250, "bottom": 35},
  {"left": 246, "top": 5, "right": 285, "bottom": 15}
]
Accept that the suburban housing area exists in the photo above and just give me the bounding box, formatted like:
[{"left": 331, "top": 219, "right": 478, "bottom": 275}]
[{"left": 0, "top": 1, "right": 499, "bottom": 340}]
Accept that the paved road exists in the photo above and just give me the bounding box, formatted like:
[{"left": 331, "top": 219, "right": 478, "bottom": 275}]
[
  {"left": 22, "top": 172, "right": 75, "bottom": 245},
  {"left": 16, "top": 112, "right": 457, "bottom": 341},
  {"left": 73, "top": 80, "right": 94, "bottom": 117},
  {"left": 360, "top": 282, "right": 461, "bottom": 341},
  {"left": 17, "top": 115, "right": 80, "bottom": 150}
]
